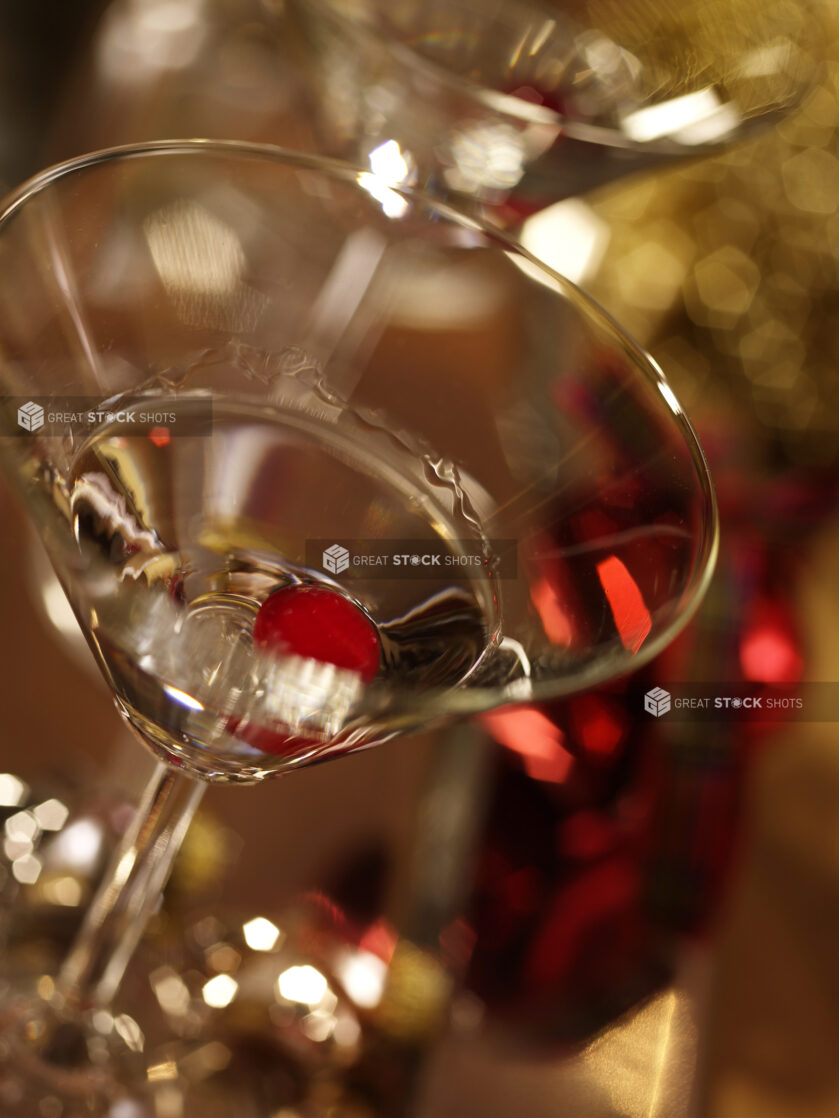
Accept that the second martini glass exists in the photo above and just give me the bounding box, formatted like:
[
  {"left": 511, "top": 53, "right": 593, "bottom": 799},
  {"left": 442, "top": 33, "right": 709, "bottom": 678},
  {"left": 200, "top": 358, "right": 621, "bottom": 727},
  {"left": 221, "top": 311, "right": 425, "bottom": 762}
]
[
  {"left": 0, "top": 139, "right": 716, "bottom": 1108},
  {"left": 289, "top": 0, "right": 823, "bottom": 218}
]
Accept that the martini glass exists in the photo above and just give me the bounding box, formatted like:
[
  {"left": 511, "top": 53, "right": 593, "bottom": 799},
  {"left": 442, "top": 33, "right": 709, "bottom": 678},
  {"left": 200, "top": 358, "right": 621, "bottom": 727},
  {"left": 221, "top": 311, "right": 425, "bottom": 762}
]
[
  {"left": 0, "top": 140, "right": 716, "bottom": 1111},
  {"left": 289, "top": 0, "right": 823, "bottom": 217}
]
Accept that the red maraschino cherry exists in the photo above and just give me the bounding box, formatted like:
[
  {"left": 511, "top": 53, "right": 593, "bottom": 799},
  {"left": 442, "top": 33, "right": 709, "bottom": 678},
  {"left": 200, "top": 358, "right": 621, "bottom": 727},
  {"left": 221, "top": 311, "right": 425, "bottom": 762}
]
[
  {"left": 231, "top": 585, "right": 381, "bottom": 759},
  {"left": 253, "top": 585, "right": 381, "bottom": 683}
]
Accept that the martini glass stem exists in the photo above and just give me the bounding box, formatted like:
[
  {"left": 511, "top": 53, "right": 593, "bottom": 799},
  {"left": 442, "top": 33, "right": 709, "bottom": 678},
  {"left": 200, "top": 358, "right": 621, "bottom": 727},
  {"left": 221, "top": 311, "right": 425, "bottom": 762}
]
[{"left": 56, "top": 763, "right": 205, "bottom": 1010}]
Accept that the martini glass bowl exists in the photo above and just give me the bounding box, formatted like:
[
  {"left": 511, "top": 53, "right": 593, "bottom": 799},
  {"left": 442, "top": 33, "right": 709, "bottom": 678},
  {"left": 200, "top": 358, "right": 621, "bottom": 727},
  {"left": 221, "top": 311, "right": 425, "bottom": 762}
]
[{"left": 290, "top": 0, "right": 824, "bottom": 214}]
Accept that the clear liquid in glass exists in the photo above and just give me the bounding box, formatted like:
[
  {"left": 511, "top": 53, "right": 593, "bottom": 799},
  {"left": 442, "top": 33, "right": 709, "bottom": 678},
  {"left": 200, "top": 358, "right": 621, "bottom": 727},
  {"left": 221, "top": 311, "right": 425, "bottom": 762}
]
[{"left": 58, "top": 393, "right": 498, "bottom": 782}]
